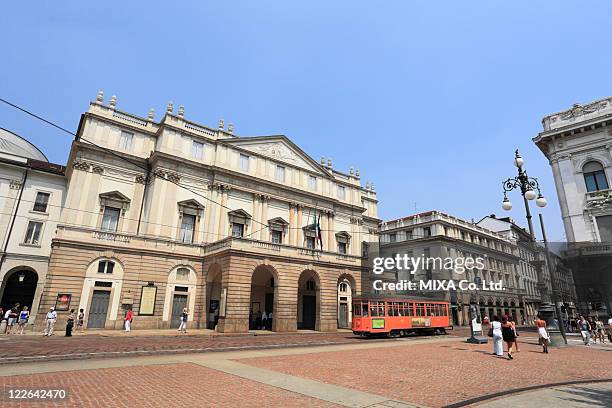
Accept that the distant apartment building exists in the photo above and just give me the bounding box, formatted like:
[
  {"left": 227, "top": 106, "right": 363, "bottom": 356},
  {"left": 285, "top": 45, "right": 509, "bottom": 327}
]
[
  {"left": 534, "top": 96, "right": 612, "bottom": 315},
  {"left": 35, "top": 92, "right": 379, "bottom": 332},
  {"left": 478, "top": 215, "right": 577, "bottom": 322},
  {"left": 380, "top": 211, "right": 525, "bottom": 326},
  {"left": 0, "top": 128, "right": 66, "bottom": 324}
]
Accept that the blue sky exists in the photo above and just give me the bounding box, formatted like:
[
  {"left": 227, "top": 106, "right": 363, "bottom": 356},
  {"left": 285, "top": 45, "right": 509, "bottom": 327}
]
[{"left": 2, "top": 1, "right": 612, "bottom": 241}]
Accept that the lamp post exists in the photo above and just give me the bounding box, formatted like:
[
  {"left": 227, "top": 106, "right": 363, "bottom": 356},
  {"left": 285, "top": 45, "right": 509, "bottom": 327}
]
[{"left": 501, "top": 150, "right": 567, "bottom": 345}]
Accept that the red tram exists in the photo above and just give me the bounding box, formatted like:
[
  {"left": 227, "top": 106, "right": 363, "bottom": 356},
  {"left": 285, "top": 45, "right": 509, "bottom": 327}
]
[{"left": 352, "top": 297, "right": 452, "bottom": 337}]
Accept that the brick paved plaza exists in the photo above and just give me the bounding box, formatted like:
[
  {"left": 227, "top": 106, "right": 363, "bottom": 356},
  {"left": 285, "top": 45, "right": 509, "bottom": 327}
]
[{"left": 0, "top": 330, "right": 610, "bottom": 407}]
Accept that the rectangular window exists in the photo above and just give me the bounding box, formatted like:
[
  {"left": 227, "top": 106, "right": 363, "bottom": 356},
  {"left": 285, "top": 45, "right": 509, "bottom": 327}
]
[
  {"left": 240, "top": 154, "right": 250, "bottom": 171},
  {"left": 119, "top": 131, "right": 133, "bottom": 150},
  {"left": 101, "top": 207, "right": 120, "bottom": 232},
  {"left": 596, "top": 215, "right": 612, "bottom": 242},
  {"left": 24, "top": 221, "right": 43, "bottom": 245},
  {"left": 424, "top": 227, "right": 431, "bottom": 237},
  {"left": 338, "top": 241, "right": 347, "bottom": 254},
  {"left": 405, "top": 230, "right": 413, "bottom": 240},
  {"left": 180, "top": 214, "right": 196, "bottom": 243},
  {"left": 97, "top": 260, "right": 114, "bottom": 274},
  {"left": 33, "top": 192, "right": 50, "bottom": 213},
  {"left": 191, "top": 141, "right": 204, "bottom": 159},
  {"left": 308, "top": 175, "right": 317, "bottom": 190},
  {"left": 389, "top": 233, "right": 396, "bottom": 243},
  {"left": 232, "top": 223, "right": 244, "bottom": 238},
  {"left": 337, "top": 185, "right": 345, "bottom": 200},
  {"left": 353, "top": 303, "right": 362, "bottom": 316},
  {"left": 306, "top": 236, "right": 315, "bottom": 249},
  {"left": 271, "top": 230, "right": 282, "bottom": 244},
  {"left": 275, "top": 165, "right": 285, "bottom": 182}
]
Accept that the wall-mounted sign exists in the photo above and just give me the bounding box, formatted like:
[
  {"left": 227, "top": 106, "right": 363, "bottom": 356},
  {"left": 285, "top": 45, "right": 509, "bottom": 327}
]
[
  {"left": 139, "top": 286, "right": 157, "bottom": 316},
  {"left": 55, "top": 294, "right": 71, "bottom": 311}
]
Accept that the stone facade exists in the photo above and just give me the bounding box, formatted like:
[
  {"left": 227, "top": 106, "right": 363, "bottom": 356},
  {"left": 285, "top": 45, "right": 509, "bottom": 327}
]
[
  {"left": 0, "top": 128, "right": 66, "bottom": 326},
  {"left": 534, "top": 97, "right": 612, "bottom": 315},
  {"left": 35, "top": 92, "right": 379, "bottom": 332},
  {"left": 379, "top": 211, "right": 526, "bottom": 326}
]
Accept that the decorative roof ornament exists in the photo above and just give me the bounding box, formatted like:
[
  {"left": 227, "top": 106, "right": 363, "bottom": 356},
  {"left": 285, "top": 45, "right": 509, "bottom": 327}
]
[
  {"left": 355, "top": 169, "right": 360, "bottom": 177},
  {"left": 218, "top": 119, "right": 224, "bottom": 130},
  {"left": 327, "top": 158, "right": 332, "bottom": 168},
  {"left": 370, "top": 182, "right": 375, "bottom": 191},
  {"left": 228, "top": 123, "right": 234, "bottom": 134},
  {"left": 166, "top": 101, "right": 174, "bottom": 114},
  {"left": 349, "top": 167, "right": 354, "bottom": 176},
  {"left": 366, "top": 182, "right": 371, "bottom": 190},
  {"left": 109, "top": 95, "right": 117, "bottom": 108},
  {"left": 321, "top": 157, "right": 326, "bottom": 166},
  {"left": 96, "top": 90, "right": 104, "bottom": 103},
  {"left": 148, "top": 108, "right": 155, "bottom": 121},
  {"left": 178, "top": 105, "right": 185, "bottom": 118}
]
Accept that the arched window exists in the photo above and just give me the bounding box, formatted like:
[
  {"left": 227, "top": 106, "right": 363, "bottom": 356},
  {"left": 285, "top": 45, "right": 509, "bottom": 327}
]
[
  {"left": 97, "top": 260, "right": 115, "bottom": 274},
  {"left": 583, "top": 161, "right": 609, "bottom": 192}
]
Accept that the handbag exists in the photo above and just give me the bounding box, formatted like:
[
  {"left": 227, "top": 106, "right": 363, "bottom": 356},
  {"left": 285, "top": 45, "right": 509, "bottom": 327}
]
[{"left": 487, "top": 327, "right": 493, "bottom": 337}]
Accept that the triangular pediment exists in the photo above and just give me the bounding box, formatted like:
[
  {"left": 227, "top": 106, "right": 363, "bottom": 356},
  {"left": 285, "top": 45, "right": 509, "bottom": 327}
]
[
  {"left": 99, "top": 190, "right": 131, "bottom": 203},
  {"left": 268, "top": 217, "right": 289, "bottom": 226},
  {"left": 222, "top": 136, "right": 330, "bottom": 176},
  {"left": 228, "top": 209, "right": 251, "bottom": 219},
  {"left": 178, "top": 199, "right": 205, "bottom": 209}
]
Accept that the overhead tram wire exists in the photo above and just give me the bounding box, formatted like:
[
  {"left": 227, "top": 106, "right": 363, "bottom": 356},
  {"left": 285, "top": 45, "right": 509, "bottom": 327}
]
[{"left": 0, "top": 97, "right": 369, "bottom": 240}]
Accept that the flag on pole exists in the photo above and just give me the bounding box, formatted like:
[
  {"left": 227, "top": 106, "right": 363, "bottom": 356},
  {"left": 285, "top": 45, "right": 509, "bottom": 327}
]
[{"left": 316, "top": 213, "right": 323, "bottom": 250}]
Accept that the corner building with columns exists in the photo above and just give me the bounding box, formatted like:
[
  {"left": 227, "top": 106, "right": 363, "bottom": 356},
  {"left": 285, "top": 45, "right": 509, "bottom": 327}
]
[{"left": 37, "top": 93, "right": 379, "bottom": 332}]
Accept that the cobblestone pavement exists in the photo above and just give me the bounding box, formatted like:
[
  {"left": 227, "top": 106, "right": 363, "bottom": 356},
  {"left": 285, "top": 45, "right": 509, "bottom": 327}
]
[
  {"left": 0, "top": 329, "right": 461, "bottom": 364},
  {"left": 0, "top": 363, "right": 341, "bottom": 408},
  {"left": 241, "top": 336, "right": 612, "bottom": 407}
]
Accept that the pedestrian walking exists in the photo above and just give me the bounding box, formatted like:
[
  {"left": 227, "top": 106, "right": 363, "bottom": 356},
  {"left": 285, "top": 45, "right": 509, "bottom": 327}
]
[
  {"left": 509, "top": 315, "right": 520, "bottom": 352},
  {"left": 607, "top": 315, "right": 612, "bottom": 343},
  {"left": 17, "top": 306, "right": 30, "bottom": 335},
  {"left": 65, "top": 309, "right": 75, "bottom": 337},
  {"left": 261, "top": 311, "right": 268, "bottom": 330},
  {"left": 6, "top": 307, "right": 19, "bottom": 335},
  {"left": 43, "top": 307, "right": 57, "bottom": 336},
  {"left": 595, "top": 318, "right": 605, "bottom": 344},
  {"left": 578, "top": 316, "right": 591, "bottom": 346},
  {"left": 501, "top": 315, "right": 516, "bottom": 360},
  {"left": 535, "top": 314, "right": 550, "bottom": 354},
  {"left": 177, "top": 308, "right": 188, "bottom": 333},
  {"left": 124, "top": 308, "right": 134, "bottom": 332},
  {"left": 491, "top": 315, "right": 503, "bottom": 357},
  {"left": 76, "top": 309, "right": 85, "bottom": 333},
  {"left": 4, "top": 308, "right": 14, "bottom": 334}
]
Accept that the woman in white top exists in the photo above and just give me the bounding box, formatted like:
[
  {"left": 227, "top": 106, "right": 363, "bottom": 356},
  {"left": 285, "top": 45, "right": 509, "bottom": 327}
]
[{"left": 491, "top": 315, "right": 503, "bottom": 356}]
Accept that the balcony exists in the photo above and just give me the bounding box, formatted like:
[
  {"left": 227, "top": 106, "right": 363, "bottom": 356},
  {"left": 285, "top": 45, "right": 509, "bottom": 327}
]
[
  {"left": 585, "top": 188, "right": 612, "bottom": 208},
  {"left": 56, "top": 225, "right": 362, "bottom": 266}
]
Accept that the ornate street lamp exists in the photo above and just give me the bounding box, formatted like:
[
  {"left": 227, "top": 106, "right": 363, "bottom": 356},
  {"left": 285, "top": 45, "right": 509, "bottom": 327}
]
[{"left": 501, "top": 150, "right": 567, "bottom": 345}]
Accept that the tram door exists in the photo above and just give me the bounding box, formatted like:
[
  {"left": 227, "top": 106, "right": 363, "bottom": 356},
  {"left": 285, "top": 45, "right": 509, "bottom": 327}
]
[
  {"left": 170, "top": 294, "right": 188, "bottom": 328},
  {"left": 339, "top": 302, "right": 349, "bottom": 328},
  {"left": 88, "top": 290, "right": 110, "bottom": 329}
]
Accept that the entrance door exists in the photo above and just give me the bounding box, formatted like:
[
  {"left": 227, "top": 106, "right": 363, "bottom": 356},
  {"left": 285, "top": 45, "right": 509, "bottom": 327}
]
[
  {"left": 170, "top": 294, "right": 188, "bottom": 329},
  {"left": 87, "top": 290, "right": 110, "bottom": 329},
  {"left": 302, "top": 295, "right": 316, "bottom": 330},
  {"left": 338, "top": 302, "right": 349, "bottom": 328}
]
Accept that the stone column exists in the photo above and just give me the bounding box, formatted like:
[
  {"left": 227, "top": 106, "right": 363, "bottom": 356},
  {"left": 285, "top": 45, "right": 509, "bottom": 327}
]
[
  {"left": 253, "top": 193, "right": 261, "bottom": 239},
  {"left": 296, "top": 204, "right": 303, "bottom": 245},
  {"left": 321, "top": 212, "right": 329, "bottom": 251},
  {"left": 327, "top": 211, "right": 335, "bottom": 252},
  {"left": 259, "top": 195, "right": 269, "bottom": 240},
  {"left": 217, "top": 185, "right": 229, "bottom": 238},
  {"left": 288, "top": 202, "right": 296, "bottom": 246}
]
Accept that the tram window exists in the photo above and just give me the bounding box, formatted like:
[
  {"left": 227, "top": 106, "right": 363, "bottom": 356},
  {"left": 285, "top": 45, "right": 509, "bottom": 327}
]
[
  {"left": 370, "top": 304, "right": 378, "bottom": 317},
  {"left": 387, "top": 303, "right": 394, "bottom": 317},
  {"left": 353, "top": 303, "right": 361, "bottom": 316},
  {"left": 372, "top": 301, "right": 384, "bottom": 317},
  {"left": 416, "top": 303, "right": 425, "bottom": 316},
  {"left": 426, "top": 303, "right": 435, "bottom": 316},
  {"left": 393, "top": 302, "right": 401, "bottom": 316}
]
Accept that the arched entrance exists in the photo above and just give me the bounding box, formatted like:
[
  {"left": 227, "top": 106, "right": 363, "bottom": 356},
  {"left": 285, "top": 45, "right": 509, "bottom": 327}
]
[
  {"left": 337, "top": 274, "right": 355, "bottom": 329},
  {"left": 249, "top": 265, "right": 277, "bottom": 330},
  {"left": 0, "top": 269, "right": 38, "bottom": 312},
  {"left": 297, "top": 270, "right": 320, "bottom": 330},
  {"left": 206, "top": 264, "right": 223, "bottom": 330}
]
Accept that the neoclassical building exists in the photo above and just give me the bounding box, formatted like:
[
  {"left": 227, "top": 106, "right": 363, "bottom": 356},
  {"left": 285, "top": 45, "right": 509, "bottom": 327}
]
[
  {"left": 0, "top": 128, "right": 66, "bottom": 325},
  {"left": 380, "top": 211, "right": 525, "bottom": 326},
  {"left": 36, "top": 92, "right": 379, "bottom": 332},
  {"left": 534, "top": 96, "right": 612, "bottom": 315}
]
